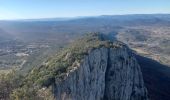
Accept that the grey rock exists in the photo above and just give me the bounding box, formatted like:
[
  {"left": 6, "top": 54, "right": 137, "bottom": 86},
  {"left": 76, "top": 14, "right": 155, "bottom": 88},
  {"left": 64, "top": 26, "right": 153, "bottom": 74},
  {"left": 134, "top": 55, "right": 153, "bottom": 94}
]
[{"left": 52, "top": 47, "right": 148, "bottom": 100}]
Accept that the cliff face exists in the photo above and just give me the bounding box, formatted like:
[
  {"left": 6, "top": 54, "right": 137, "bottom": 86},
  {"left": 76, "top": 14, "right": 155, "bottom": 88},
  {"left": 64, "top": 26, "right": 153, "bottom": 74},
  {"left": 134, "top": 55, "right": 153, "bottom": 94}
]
[{"left": 52, "top": 47, "right": 148, "bottom": 100}]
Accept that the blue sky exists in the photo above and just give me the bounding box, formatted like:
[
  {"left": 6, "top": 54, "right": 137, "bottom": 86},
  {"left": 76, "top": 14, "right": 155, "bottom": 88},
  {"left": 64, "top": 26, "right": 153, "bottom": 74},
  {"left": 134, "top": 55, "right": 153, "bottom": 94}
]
[{"left": 0, "top": 0, "right": 169, "bottom": 19}]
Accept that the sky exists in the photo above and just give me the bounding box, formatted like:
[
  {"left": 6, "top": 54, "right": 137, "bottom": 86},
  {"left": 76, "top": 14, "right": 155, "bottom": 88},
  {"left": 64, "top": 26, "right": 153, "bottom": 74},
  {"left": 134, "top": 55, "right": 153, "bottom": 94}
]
[{"left": 0, "top": 0, "right": 170, "bottom": 20}]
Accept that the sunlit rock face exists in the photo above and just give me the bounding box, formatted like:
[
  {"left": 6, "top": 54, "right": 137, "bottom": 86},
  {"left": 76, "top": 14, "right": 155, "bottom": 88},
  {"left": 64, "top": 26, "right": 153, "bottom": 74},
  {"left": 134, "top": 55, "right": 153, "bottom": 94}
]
[{"left": 52, "top": 47, "right": 149, "bottom": 100}]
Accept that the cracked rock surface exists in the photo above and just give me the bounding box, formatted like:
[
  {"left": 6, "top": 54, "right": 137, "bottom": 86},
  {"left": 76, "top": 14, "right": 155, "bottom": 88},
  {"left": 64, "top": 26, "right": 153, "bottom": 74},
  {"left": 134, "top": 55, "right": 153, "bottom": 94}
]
[{"left": 53, "top": 47, "right": 148, "bottom": 100}]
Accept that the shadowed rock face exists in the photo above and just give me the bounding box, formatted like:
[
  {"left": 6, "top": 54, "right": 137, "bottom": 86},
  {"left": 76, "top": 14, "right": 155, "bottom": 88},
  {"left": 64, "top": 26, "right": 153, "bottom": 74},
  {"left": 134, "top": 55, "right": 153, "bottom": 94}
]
[
  {"left": 52, "top": 47, "right": 148, "bottom": 100},
  {"left": 136, "top": 54, "right": 170, "bottom": 100}
]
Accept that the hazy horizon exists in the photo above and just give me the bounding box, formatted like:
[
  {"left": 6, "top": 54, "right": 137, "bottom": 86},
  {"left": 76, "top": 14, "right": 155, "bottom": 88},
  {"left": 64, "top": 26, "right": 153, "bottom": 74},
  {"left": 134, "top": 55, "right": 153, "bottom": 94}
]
[
  {"left": 0, "top": 13, "right": 170, "bottom": 21},
  {"left": 0, "top": 0, "right": 170, "bottom": 20}
]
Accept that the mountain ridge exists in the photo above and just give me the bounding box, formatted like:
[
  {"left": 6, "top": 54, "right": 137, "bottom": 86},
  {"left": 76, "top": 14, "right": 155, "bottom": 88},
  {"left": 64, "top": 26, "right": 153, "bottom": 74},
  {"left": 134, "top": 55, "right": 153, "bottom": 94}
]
[{"left": 11, "top": 33, "right": 149, "bottom": 100}]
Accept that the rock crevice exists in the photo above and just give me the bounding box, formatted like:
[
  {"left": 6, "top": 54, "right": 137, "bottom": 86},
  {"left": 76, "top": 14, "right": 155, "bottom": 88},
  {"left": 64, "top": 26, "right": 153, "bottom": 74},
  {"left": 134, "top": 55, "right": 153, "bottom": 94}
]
[{"left": 53, "top": 47, "right": 148, "bottom": 100}]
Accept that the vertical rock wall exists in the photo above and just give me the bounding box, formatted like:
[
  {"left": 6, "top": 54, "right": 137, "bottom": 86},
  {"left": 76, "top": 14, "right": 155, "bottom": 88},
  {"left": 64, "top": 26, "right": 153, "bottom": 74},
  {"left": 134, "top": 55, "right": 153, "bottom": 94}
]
[{"left": 53, "top": 47, "right": 148, "bottom": 100}]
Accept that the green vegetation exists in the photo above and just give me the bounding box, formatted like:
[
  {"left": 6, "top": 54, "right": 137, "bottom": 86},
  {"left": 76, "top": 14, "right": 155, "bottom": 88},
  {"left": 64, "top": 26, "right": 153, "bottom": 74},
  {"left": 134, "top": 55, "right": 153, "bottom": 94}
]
[
  {"left": 0, "top": 33, "right": 124, "bottom": 100},
  {"left": 0, "top": 70, "right": 24, "bottom": 100},
  {"left": 26, "top": 33, "right": 124, "bottom": 87}
]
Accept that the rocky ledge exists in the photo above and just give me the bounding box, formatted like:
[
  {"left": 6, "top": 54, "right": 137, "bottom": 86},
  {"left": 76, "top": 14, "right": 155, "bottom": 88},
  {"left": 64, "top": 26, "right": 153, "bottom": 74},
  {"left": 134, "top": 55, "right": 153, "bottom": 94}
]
[
  {"left": 50, "top": 34, "right": 149, "bottom": 100},
  {"left": 26, "top": 33, "right": 149, "bottom": 100}
]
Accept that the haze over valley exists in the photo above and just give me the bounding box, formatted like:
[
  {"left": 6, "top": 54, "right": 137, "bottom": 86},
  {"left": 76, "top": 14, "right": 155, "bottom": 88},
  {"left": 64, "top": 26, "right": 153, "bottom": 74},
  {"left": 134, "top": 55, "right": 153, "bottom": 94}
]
[
  {"left": 0, "top": 0, "right": 170, "bottom": 100},
  {"left": 0, "top": 14, "right": 170, "bottom": 72}
]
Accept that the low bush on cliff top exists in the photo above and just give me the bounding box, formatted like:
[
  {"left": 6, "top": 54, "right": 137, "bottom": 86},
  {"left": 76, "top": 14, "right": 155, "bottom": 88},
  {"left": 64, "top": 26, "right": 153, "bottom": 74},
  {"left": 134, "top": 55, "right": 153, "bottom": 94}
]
[
  {"left": 27, "top": 33, "right": 124, "bottom": 86},
  {"left": 9, "top": 33, "right": 124, "bottom": 100}
]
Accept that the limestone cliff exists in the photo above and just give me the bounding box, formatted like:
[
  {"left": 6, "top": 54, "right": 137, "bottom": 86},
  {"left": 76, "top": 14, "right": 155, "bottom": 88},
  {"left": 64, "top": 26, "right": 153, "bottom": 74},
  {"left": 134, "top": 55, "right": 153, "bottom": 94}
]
[
  {"left": 51, "top": 43, "right": 148, "bottom": 100},
  {"left": 27, "top": 33, "right": 148, "bottom": 100}
]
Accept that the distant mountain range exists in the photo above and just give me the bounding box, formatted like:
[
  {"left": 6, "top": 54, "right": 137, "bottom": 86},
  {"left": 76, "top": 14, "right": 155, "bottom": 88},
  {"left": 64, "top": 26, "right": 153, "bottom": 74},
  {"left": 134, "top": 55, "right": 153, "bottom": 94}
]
[
  {"left": 0, "top": 14, "right": 170, "bottom": 41},
  {"left": 0, "top": 14, "right": 170, "bottom": 100}
]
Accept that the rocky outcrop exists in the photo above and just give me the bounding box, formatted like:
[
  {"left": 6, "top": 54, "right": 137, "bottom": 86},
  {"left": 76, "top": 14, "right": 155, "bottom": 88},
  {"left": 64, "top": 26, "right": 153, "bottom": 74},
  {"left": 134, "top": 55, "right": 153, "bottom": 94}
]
[{"left": 52, "top": 46, "right": 148, "bottom": 100}]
